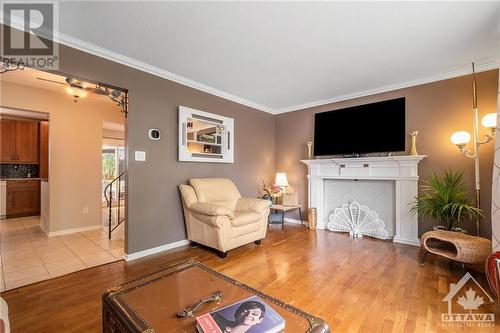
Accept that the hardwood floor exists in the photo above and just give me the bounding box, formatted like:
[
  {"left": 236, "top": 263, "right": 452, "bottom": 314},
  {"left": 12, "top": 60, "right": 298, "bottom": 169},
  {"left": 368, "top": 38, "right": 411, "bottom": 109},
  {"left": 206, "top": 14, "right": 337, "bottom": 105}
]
[{"left": 1, "top": 224, "right": 497, "bottom": 332}]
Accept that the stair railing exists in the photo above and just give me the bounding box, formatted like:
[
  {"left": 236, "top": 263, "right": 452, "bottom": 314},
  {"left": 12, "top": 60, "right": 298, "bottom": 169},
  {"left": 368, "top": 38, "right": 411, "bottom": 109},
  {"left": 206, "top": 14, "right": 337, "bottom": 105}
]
[{"left": 104, "top": 171, "right": 126, "bottom": 239}]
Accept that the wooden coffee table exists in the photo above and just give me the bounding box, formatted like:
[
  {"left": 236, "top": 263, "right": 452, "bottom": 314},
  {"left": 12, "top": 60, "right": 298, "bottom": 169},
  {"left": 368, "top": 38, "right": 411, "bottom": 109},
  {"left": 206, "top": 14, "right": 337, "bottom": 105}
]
[{"left": 103, "top": 259, "right": 329, "bottom": 333}]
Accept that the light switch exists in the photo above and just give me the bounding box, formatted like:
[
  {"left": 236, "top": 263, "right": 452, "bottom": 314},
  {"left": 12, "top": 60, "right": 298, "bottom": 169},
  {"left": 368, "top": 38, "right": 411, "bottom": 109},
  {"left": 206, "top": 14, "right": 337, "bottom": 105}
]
[{"left": 135, "top": 151, "right": 146, "bottom": 161}]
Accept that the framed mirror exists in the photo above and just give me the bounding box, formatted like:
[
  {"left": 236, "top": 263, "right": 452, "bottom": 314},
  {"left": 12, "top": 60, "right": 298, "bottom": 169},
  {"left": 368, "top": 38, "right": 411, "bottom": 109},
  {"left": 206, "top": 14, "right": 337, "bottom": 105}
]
[{"left": 178, "top": 106, "right": 234, "bottom": 163}]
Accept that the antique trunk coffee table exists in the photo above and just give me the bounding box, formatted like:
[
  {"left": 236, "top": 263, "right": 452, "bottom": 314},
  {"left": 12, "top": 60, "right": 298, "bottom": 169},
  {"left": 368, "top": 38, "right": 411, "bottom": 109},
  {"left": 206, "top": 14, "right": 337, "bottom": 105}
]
[{"left": 103, "top": 260, "right": 329, "bottom": 333}]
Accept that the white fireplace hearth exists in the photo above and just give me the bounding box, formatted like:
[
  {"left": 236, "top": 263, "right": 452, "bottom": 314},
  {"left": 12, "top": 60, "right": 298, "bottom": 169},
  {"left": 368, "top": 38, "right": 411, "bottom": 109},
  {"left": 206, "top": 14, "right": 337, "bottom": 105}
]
[{"left": 301, "top": 155, "right": 426, "bottom": 247}]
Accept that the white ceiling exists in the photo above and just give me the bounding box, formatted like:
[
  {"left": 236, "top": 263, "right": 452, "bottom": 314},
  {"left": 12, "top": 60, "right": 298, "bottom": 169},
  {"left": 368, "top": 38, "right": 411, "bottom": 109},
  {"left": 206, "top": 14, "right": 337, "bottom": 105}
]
[
  {"left": 1, "top": 69, "right": 125, "bottom": 131},
  {"left": 0, "top": 68, "right": 67, "bottom": 93},
  {"left": 5, "top": 1, "right": 500, "bottom": 114},
  {"left": 0, "top": 67, "right": 113, "bottom": 103}
]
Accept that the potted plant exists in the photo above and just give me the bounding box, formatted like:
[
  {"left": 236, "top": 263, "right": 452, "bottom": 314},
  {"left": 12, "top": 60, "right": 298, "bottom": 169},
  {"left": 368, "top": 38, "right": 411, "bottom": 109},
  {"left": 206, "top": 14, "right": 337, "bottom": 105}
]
[{"left": 410, "top": 169, "right": 483, "bottom": 233}]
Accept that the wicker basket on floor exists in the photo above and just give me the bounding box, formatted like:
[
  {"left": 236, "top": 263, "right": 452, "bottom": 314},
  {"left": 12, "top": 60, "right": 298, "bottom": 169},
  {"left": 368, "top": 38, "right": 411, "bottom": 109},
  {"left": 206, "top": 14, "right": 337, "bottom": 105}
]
[{"left": 420, "top": 230, "right": 491, "bottom": 265}]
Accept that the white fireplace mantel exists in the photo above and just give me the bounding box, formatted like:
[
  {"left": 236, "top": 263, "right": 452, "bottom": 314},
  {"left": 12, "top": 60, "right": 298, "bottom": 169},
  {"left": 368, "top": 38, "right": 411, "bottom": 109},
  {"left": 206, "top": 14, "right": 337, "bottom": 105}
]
[{"left": 301, "top": 155, "right": 426, "bottom": 247}]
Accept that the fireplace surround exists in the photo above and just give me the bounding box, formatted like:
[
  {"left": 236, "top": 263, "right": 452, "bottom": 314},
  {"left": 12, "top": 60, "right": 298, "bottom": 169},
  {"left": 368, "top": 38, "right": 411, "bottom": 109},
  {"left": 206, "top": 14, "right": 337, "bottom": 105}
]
[{"left": 301, "top": 155, "right": 426, "bottom": 246}]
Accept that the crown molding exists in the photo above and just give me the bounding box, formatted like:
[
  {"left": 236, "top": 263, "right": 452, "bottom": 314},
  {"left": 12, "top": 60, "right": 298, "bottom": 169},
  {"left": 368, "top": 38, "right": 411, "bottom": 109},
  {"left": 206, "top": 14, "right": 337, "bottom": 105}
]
[
  {"left": 274, "top": 58, "right": 500, "bottom": 114},
  {"left": 54, "top": 33, "right": 277, "bottom": 114},
  {"left": 1, "top": 17, "right": 498, "bottom": 116},
  {"left": 0, "top": 15, "right": 276, "bottom": 114}
]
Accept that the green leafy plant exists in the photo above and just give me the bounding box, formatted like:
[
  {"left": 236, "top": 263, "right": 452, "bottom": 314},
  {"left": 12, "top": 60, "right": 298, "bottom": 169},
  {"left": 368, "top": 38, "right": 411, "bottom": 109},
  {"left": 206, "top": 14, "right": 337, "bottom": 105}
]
[
  {"left": 410, "top": 169, "right": 483, "bottom": 231},
  {"left": 102, "top": 153, "right": 116, "bottom": 180}
]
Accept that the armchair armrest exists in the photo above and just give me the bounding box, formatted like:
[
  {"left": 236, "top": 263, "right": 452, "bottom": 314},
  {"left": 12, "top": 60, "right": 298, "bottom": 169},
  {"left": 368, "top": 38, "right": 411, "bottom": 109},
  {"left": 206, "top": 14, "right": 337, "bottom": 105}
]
[
  {"left": 235, "top": 197, "right": 271, "bottom": 214},
  {"left": 179, "top": 184, "right": 198, "bottom": 208},
  {"left": 189, "top": 202, "right": 235, "bottom": 219}
]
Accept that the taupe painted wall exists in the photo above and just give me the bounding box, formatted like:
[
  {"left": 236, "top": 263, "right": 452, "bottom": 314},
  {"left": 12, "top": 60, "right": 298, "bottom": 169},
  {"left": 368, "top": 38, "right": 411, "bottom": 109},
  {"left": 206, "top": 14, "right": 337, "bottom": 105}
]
[
  {"left": 49, "top": 45, "right": 275, "bottom": 254},
  {"left": 276, "top": 69, "right": 499, "bottom": 238},
  {"left": 2, "top": 25, "right": 496, "bottom": 251}
]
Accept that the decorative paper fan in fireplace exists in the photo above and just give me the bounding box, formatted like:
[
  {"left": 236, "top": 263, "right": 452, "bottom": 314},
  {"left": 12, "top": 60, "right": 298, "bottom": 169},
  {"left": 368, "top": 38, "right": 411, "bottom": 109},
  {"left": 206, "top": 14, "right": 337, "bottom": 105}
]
[{"left": 327, "top": 201, "right": 389, "bottom": 240}]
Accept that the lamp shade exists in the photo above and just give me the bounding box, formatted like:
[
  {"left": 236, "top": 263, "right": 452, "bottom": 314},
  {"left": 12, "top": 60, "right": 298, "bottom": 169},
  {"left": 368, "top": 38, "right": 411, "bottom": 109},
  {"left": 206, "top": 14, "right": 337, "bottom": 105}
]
[
  {"left": 450, "top": 131, "right": 471, "bottom": 145},
  {"left": 275, "top": 172, "right": 289, "bottom": 187},
  {"left": 481, "top": 113, "right": 497, "bottom": 129}
]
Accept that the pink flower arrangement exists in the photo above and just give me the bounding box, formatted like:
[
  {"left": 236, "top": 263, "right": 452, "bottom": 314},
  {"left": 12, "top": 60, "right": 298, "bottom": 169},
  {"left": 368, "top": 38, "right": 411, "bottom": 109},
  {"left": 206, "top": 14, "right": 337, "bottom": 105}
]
[{"left": 260, "top": 178, "right": 282, "bottom": 196}]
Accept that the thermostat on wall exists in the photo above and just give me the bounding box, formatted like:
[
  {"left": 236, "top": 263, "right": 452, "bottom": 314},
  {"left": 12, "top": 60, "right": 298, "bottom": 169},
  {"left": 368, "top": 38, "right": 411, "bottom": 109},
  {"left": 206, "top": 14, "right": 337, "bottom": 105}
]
[{"left": 148, "top": 128, "right": 161, "bottom": 141}]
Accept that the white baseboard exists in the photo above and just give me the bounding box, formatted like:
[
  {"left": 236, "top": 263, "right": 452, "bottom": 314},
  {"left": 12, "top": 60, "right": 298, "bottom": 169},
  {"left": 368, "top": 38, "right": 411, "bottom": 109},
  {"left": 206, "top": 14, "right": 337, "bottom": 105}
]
[
  {"left": 296, "top": 221, "right": 421, "bottom": 247},
  {"left": 48, "top": 224, "right": 103, "bottom": 236},
  {"left": 284, "top": 217, "right": 308, "bottom": 226},
  {"left": 124, "top": 239, "right": 191, "bottom": 261},
  {"left": 393, "top": 236, "right": 421, "bottom": 247}
]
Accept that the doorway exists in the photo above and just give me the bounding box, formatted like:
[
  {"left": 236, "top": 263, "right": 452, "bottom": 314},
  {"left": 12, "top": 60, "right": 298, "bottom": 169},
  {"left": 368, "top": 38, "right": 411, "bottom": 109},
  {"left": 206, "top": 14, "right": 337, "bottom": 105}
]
[
  {"left": 102, "top": 138, "right": 126, "bottom": 240},
  {"left": 0, "top": 67, "right": 128, "bottom": 291}
]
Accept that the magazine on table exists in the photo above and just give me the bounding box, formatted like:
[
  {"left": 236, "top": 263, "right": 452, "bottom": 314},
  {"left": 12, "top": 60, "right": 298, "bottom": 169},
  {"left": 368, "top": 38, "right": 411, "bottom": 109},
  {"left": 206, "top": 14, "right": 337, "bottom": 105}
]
[{"left": 196, "top": 295, "right": 285, "bottom": 333}]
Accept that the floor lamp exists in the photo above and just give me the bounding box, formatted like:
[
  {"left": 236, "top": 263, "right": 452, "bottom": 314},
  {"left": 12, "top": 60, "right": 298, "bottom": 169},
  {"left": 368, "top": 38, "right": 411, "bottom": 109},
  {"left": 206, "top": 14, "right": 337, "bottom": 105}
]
[{"left": 450, "top": 63, "right": 497, "bottom": 236}]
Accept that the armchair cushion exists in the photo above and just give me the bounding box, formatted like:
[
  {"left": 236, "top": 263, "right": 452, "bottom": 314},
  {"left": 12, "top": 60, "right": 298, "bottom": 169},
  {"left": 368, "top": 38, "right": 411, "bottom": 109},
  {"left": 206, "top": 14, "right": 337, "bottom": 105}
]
[
  {"left": 191, "top": 213, "right": 230, "bottom": 228},
  {"left": 189, "top": 202, "right": 235, "bottom": 219},
  {"left": 236, "top": 197, "right": 271, "bottom": 214},
  {"left": 232, "top": 211, "right": 262, "bottom": 227},
  {"left": 190, "top": 178, "right": 241, "bottom": 211}
]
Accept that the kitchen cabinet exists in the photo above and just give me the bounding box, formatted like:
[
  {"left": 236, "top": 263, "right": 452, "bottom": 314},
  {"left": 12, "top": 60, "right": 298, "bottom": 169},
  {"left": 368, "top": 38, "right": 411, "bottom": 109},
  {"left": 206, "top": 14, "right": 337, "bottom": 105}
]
[
  {"left": 0, "top": 119, "right": 16, "bottom": 162},
  {"left": 0, "top": 118, "right": 39, "bottom": 163},
  {"left": 6, "top": 180, "right": 40, "bottom": 218},
  {"left": 16, "top": 120, "right": 39, "bottom": 163}
]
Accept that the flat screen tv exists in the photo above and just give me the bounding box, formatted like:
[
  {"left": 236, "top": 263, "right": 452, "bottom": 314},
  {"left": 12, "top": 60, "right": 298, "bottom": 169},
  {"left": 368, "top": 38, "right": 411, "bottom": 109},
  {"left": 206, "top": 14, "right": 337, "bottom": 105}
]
[{"left": 314, "top": 97, "right": 406, "bottom": 156}]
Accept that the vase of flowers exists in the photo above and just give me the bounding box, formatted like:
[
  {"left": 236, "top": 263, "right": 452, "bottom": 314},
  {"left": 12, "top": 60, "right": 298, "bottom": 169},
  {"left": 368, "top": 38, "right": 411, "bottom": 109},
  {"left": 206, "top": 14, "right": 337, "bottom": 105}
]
[{"left": 260, "top": 179, "right": 282, "bottom": 204}]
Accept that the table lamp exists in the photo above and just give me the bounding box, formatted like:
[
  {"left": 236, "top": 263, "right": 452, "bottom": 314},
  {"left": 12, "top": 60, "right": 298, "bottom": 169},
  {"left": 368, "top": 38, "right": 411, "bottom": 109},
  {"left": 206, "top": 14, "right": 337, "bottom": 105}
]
[{"left": 275, "top": 172, "right": 289, "bottom": 192}]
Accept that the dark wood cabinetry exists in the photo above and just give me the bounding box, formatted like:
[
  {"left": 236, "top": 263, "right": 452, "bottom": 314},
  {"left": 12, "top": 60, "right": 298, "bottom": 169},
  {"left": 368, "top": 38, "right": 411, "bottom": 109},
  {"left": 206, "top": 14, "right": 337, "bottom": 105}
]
[
  {"left": 0, "top": 118, "right": 17, "bottom": 162},
  {"left": 0, "top": 118, "right": 39, "bottom": 163},
  {"left": 6, "top": 180, "right": 40, "bottom": 218},
  {"left": 16, "top": 120, "right": 39, "bottom": 163}
]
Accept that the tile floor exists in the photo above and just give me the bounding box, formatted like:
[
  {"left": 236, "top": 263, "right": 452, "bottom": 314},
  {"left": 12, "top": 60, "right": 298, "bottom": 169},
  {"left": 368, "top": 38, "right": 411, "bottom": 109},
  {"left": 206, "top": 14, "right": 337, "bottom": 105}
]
[{"left": 0, "top": 216, "right": 124, "bottom": 291}]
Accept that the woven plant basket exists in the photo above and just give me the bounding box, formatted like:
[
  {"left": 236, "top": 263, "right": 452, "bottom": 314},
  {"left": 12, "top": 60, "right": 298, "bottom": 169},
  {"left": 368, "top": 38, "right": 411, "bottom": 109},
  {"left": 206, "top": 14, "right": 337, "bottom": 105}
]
[{"left": 421, "top": 230, "right": 491, "bottom": 265}]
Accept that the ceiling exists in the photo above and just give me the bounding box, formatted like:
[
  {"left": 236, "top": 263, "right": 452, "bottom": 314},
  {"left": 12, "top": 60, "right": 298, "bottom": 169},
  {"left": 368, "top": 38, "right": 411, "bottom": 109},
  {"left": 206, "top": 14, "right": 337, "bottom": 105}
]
[
  {"left": 2, "top": 68, "right": 72, "bottom": 93},
  {"left": 4, "top": 70, "right": 66, "bottom": 92},
  {"left": 103, "top": 121, "right": 124, "bottom": 132},
  {"left": 0, "top": 67, "right": 113, "bottom": 102},
  {"left": 5, "top": 1, "right": 500, "bottom": 114},
  {"left": 1, "top": 69, "right": 125, "bottom": 132}
]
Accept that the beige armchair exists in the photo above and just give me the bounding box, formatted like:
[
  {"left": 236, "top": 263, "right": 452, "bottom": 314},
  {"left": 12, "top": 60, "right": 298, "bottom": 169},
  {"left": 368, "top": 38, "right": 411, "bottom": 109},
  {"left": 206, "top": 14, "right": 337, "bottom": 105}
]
[{"left": 179, "top": 178, "right": 270, "bottom": 258}]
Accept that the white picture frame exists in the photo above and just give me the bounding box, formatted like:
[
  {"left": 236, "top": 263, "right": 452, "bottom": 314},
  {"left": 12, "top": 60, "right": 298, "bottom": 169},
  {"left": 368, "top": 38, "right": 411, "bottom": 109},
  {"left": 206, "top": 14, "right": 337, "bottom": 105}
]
[{"left": 178, "top": 106, "right": 234, "bottom": 163}]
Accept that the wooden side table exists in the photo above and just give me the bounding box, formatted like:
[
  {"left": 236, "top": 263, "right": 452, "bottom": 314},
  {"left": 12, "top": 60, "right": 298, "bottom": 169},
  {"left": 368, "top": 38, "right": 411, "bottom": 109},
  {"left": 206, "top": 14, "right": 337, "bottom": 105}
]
[{"left": 269, "top": 204, "right": 303, "bottom": 230}]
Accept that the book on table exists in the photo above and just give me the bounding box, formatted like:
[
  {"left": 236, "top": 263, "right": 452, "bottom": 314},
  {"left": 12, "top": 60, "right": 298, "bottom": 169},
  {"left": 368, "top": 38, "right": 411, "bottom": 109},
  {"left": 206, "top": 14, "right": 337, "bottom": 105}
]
[{"left": 196, "top": 295, "right": 285, "bottom": 333}]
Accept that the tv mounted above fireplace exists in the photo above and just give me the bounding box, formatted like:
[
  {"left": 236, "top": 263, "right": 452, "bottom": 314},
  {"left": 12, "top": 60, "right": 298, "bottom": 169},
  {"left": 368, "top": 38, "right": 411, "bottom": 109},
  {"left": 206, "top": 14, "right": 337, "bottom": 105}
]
[{"left": 313, "top": 97, "right": 406, "bottom": 156}]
